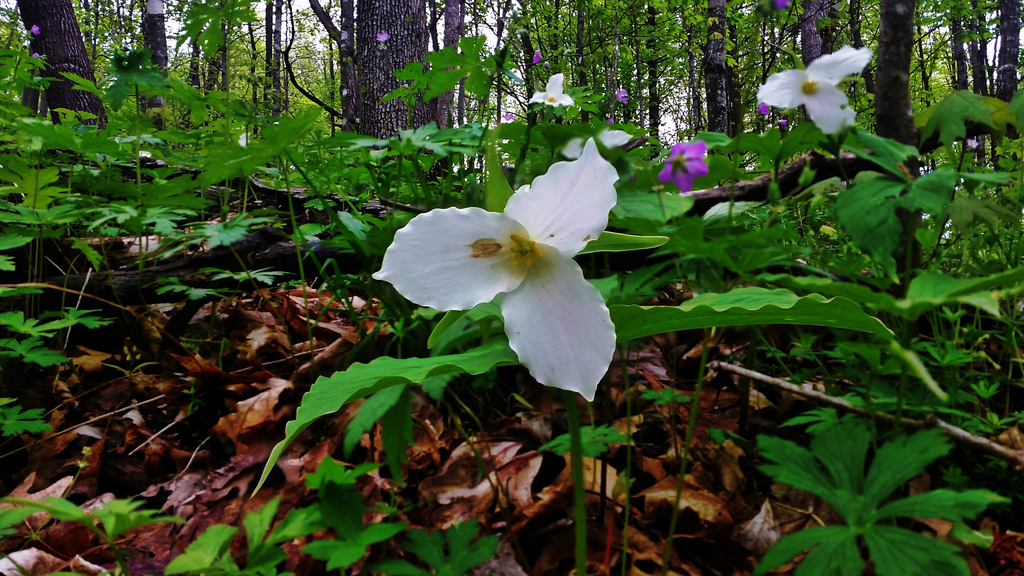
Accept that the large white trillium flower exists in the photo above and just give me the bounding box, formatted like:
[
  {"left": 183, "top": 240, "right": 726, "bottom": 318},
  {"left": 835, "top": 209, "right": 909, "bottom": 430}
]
[
  {"left": 530, "top": 73, "right": 574, "bottom": 107},
  {"left": 373, "top": 139, "right": 616, "bottom": 401},
  {"left": 757, "top": 45, "right": 872, "bottom": 134}
]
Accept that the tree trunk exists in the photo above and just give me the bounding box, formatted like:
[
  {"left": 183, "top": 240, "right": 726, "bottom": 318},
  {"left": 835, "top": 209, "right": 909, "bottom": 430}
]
[
  {"left": 951, "top": 15, "right": 970, "bottom": 90},
  {"left": 995, "top": 0, "right": 1020, "bottom": 103},
  {"left": 646, "top": 5, "right": 659, "bottom": 140},
  {"left": 969, "top": 0, "right": 987, "bottom": 96},
  {"left": 248, "top": 23, "right": 259, "bottom": 109},
  {"left": 800, "top": 0, "right": 825, "bottom": 65},
  {"left": 265, "top": 0, "right": 274, "bottom": 111},
  {"left": 726, "top": 17, "right": 740, "bottom": 137},
  {"left": 435, "top": 0, "right": 462, "bottom": 127},
  {"left": 272, "top": 0, "right": 284, "bottom": 115},
  {"left": 142, "top": 0, "right": 168, "bottom": 117},
  {"left": 875, "top": 0, "right": 916, "bottom": 145},
  {"left": 916, "top": 25, "right": 931, "bottom": 107},
  {"left": 19, "top": 0, "right": 102, "bottom": 124},
  {"left": 356, "top": 0, "right": 431, "bottom": 139},
  {"left": 704, "top": 0, "right": 728, "bottom": 134},
  {"left": 189, "top": 39, "right": 202, "bottom": 90},
  {"left": 308, "top": 0, "right": 358, "bottom": 130},
  {"left": 576, "top": 0, "right": 588, "bottom": 123}
]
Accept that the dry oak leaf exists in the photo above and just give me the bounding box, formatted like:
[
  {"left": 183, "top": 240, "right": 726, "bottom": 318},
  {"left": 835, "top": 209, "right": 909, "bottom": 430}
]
[
  {"left": 735, "top": 500, "right": 781, "bottom": 554},
  {"left": 0, "top": 548, "right": 64, "bottom": 576},
  {"left": 638, "top": 476, "right": 732, "bottom": 528}
]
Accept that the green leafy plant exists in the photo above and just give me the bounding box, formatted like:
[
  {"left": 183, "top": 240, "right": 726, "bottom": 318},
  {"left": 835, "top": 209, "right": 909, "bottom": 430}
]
[
  {"left": 0, "top": 308, "right": 112, "bottom": 367},
  {"left": 539, "top": 424, "right": 629, "bottom": 458},
  {"left": 0, "top": 397, "right": 50, "bottom": 436},
  {"left": 754, "top": 420, "right": 1007, "bottom": 576},
  {"left": 166, "top": 497, "right": 322, "bottom": 576},
  {"left": 373, "top": 519, "right": 497, "bottom": 576}
]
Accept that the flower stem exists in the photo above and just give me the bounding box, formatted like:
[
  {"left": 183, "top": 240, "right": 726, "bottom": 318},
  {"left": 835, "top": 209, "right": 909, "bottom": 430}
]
[
  {"left": 564, "top": 390, "right": 588, "bottom": 575},
  {"left": 660, "top": 337, "right": 712, "bottom": 576}
]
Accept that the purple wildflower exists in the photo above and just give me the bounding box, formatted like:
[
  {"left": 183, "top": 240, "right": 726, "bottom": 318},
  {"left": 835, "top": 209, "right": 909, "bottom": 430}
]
[
  {"left": 758, "top": 102, "right": 770, "bottom": 115},
  {"left": 615, "top": 89, "right": 628, "bottom": 103},
  {"left": 30, "top": 25, "right": 40, "bottom": 35},
  {"left": 503, "top": 112, "right": 514, "bottom": 121},
  {"left": 607, "top": 118, "right": 614, "bottom": 124},
  {"left": 544, "top": 62, "right": 550, "bottom": 68},
  {"left": 30, "top": 52, "right": 39, "bottom": 58},
  {"left": 779, "top": 119, "right": 788, "bottom": 127},
  {"left": 657, "top": 141, "right": 709, "bottom": 194},
  {"left": 376, "top": 31, "right": 390, "bottom": 42},
  {"left": 773, "top": 0, "right": 790, "bottom": 8},
  {"left": 532, "top": 50, "right": 542, "bottom": 64}
]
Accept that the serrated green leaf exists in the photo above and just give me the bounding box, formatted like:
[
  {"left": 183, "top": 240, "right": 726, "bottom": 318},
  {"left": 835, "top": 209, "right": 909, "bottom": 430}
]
[
  {"left": 793, "top": 528, "right": 862, "bottom": 576},
  {"left": 920, "top": 91, "right": 997, "bottom": 148},
  {"left": 255, "top": 339, "right": 520, "bottom": 494},
  {"left": 0, "top": 405, "right": 50, "bottom": 436},
  {"left": 834, "top": 174, "right": 907, "bottom": 279},
  {"left": 874, "top": 489, "right": 1008, "bottom": 521},
  {"left": 757, "top": 435, "right": 840, "bottom": 508},
  {"left": 810, "top": 420, "right": 870, "bottom": 499},
  {"left": 753, "top": 526, "right": 851, "bottom": 575},
  {"left": 863, "top": 525, "right": 969, "bottom": 576},
  {"left": 165, "top": 524, "right": 238, "bottom": 574},
  {"left": 539, "top": 425, "right": 629, "bottom": 458},
  {"left": 862, "top": 428, "right": 951, "bottom": 511}
]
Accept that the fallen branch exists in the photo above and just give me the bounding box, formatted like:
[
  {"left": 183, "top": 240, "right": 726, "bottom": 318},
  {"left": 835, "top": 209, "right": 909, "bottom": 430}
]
[{"left": 709, "top": 360, "right": 1024, "bottom": 470}]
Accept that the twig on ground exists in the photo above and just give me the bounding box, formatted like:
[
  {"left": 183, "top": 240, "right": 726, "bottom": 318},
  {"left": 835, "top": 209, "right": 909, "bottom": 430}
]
[{"left": 710, "top": 361, "right": 1024, "bottom": 470}]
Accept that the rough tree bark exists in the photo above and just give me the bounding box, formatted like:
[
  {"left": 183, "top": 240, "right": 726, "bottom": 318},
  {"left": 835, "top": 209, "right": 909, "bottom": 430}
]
[
  {"left": 995, "top": 0, "right": 1020, "bottom": 103},
  {"left": 704, "top": 0, "right": 728, "bottom": 134},
  {"left": 969, "top": 0, "right": 987, "bottom": 96},
  {"left": 874, "top": 0, "right": 916, "bottom": 146},
  {"left": 142, "top": 0, "right": 169, "bottom": 118},
  {"left": 271, "top": 0, "right": 284, "bottom": 115},
  {"left": 356, "top": 0, "right": 431, "bottom": 139},
  {"left": 951, "top": 14, "right": 970, "bottom": 91},
  {"left": 576, "top": 0, "right": 588, "bottom": 123},
  {"left": 800, "top": 0, "right": 825, "bottom": 65},
  {"left": 435, "top": 0, "right": 462, "bottom": 127},
  {"left": 19, "top": 0, "right": 102, "bottom": 124}
]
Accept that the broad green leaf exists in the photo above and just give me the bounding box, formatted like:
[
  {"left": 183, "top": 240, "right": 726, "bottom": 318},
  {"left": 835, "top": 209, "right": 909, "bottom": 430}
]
[
  {"left": 381, "top": 385, "right": 414, "bottom": 485},
  {"left": 427, "top": 310, "right": 469, "bottom": 349},
  {"left": 342, "top": 384, "right": 409, "bottom": 457},
  {"left": 948, "top": 196, "right": 1016, "bottom": 232},
  {"left": 255, "top": 339, "right": 520, "bottom": 493},
  {"left": 360, "top": 522, "right": 406, "bottom": 544},
  {"left": 1007, "top": 89, "right": 1024, "bottom": 131},
  {"left": 610, "top": 190, "right": 694, "bottom": 223},
  {"left": 898, "top": 268, "right": 1024, "bottom": 318},
  {"left": 484, "top": 129, "right": 513, "bottom": 212},
  {"left": 756, "top": 273, "right": 898, "bottom": 312},
  {"left": 753, "top": 526, "right": 851, "bottom": 575},
  {"left": 611, "top": 288, "right": 893, "bottom": 342},
  {"left": 304, "top": 540, "right": 369, "bottom": 571},
  {"left": 900, "top": 167, "right": 956, "bottom": 214},
  {"left": 919, "top": 91, "right": 997, "bottom": 148},
  {"left": 874, "top": 489, "right": 1008, "bottom": 522},
  {"left": 576, "top": 231, "right": 669, "bottom": 254},
  {"left": 834, "top": 173, "right": 907, "bottom": 279},
  {"left": 863, "top": 525, "right": 969, "bottom": 576},
  {"left": 845, "top": 131, "right": 919, "bottom": 177}
]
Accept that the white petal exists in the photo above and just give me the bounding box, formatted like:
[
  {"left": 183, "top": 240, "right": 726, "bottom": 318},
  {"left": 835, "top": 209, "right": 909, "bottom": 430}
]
[
  {"left": 373, "top": 207, "right": 527, "bottom": 310},
  {"left": 804, "top": 83, "right": 856, "bottom": 134},
  {"left": 546, "top": 73, "right": 565, "bottom": 96},
  {"left": 807, "top": 46, "right": 872, "bottom": 85},
  {"left": 757, "top": 69, "right": 808, "bottom": 109},
  {"left": 529, "top": 91, "right": 546, "bottom": 104},
  {"left": 599, "top": 130, "right": 632, "bottom": 148},
  {"left": 503, "top": 139, "right": 618, "bottom": 257},
  {"left": 562, "top": 138, "right": 585, "bottom": 159},
  {"left": 552, "top": 93, "right": 575, "bottom": 106},
  {"left": 499, "top": 251, "right": 614, "bottom": 402}
]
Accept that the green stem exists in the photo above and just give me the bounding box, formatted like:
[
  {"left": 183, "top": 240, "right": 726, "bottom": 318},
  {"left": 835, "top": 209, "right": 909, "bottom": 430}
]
[
  {"left": 661, "top": 337, "right": 712, "bottom": 576},
  {"left": 564, "top": 390, "right": 588, "bottom": 575}
]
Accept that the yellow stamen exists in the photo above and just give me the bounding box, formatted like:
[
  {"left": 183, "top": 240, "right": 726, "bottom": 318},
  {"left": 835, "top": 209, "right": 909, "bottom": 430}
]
[
  {"left": 548, "top": 96, "right": 556, "bottom": 103},
  {"left": 801, "top": 79, "right": 819, "bottom": 96},
  {"left": 509, "top": 233, "right": 543, "bottom": 267}
]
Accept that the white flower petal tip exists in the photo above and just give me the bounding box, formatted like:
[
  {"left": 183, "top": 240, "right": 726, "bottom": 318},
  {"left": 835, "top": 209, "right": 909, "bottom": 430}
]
[
  {"left": 373, "top": 207, "right": 527, "bottom": 311},
  {"left": 561, "top": 130, "right": 632, "bottom": 159},
  {"left": 499, "top": 253, "right": 615, "bottom": 402},
  {"left": 757, "top": 45, "right": 871, "bottom": 134},
  {"left": 504, "top": 138, "right": 619, "bottom": 257}
]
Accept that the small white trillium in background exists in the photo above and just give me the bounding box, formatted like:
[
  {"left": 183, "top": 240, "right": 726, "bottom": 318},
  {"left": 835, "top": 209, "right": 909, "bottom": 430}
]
[
  {"left": 373, "top": 139, "right": 618, "bottom": 401},
  {"left": 562, "top": 130, "right": 631, "bottom": 159},
  {"left": 530, "top": 73, "right": 574, "bottom": 107},
  {"left": 238, "top": 133, "right": 248, "bottom": 147},
  {"left": 757, "top": 45, "right": 872, "bottom": 134}
]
